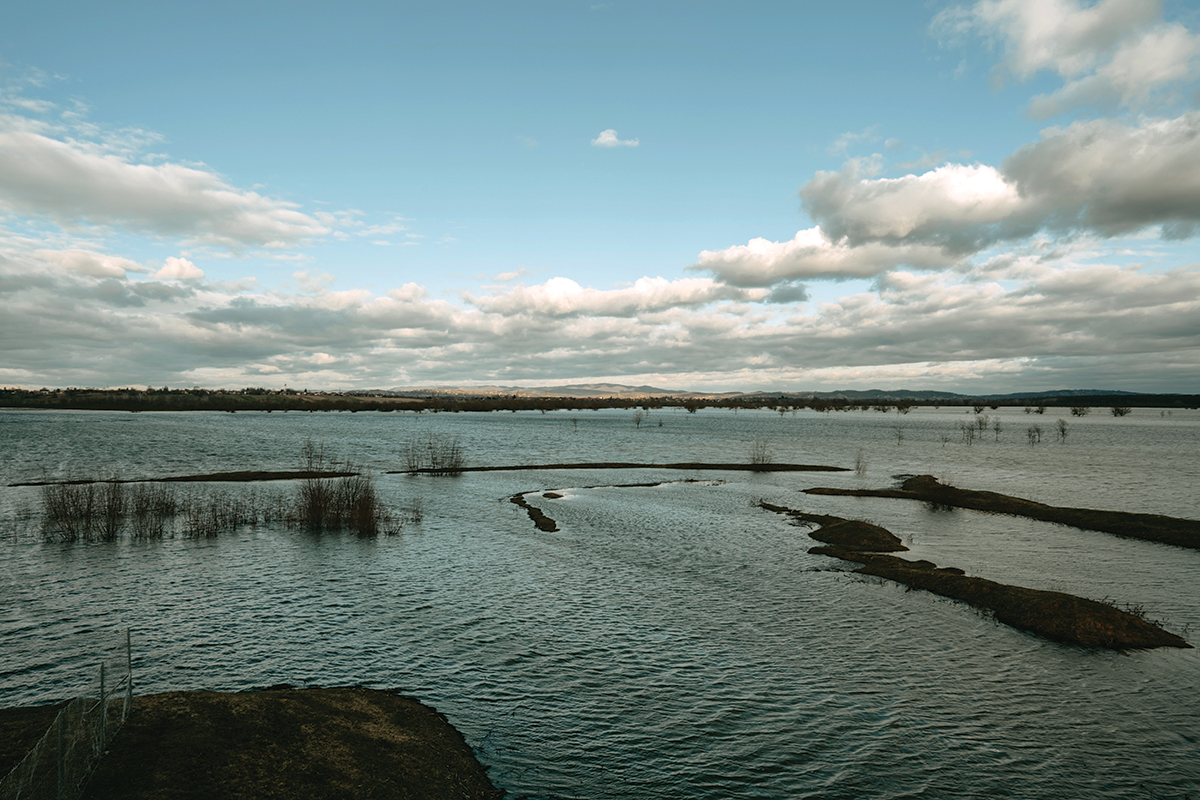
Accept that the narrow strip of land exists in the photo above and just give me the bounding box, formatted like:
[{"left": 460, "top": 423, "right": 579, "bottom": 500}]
[
  {"left": 10, "top": 470, "right": 358, "bottom": 487},
  {"left": 804, "top": 475, "right": 1200, "bottom": 550},
  {"left": 392, "top": 461, "right": 847, "bottom": 475},
  {"left": 759, "top": 502, "right": 1190, "bottom": 650}
]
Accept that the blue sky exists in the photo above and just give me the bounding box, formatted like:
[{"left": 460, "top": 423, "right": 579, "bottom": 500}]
[{"left": 3, "top": 1, "right": 1200, "bottom": 392}]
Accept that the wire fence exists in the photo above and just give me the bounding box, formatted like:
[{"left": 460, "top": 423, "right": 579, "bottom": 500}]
[{"left": 0, "top": 629, "right": 132, "bottom": 800}]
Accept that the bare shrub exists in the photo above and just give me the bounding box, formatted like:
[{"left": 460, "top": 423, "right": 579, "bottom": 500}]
[
  {"left": 749, "top": 439, "right": 774, "bottom": 468},
  {"left": 1070, "top": 406, "right": 1091, "bottom": 417},
  {"left": 1056, "top": 419, "right": 1069, "bottom": 442},
  {"left": 1027, "top": 425, "right": 1043, "bottom": 446},
  {"left": 41, "top": 479, "right": 97, "bottom": 541},
  {"left": 854, "top": 449, "right": 867, "bottom": 476},
  {"left": 290, "top": 472, "right": 398, "bottom": 535},
  {"left": 404, "top": 432, "right": 465, "bottom": 474},
  {"left": 98, "top": 476, "right": 125, "bottom": 542},
  {"left": 129, "top": 483, "right": 177, "bottom": 539},
  {"left": 1111, "top": 406, "right": 1132, "bottom": 417}
]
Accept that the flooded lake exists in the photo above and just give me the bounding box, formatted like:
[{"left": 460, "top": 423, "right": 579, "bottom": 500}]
[{"left": 2, "top": 406, "right": 1199, "bottom": 798}]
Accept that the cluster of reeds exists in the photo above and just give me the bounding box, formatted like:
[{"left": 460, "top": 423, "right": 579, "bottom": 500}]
[
  {"left": 402, "top": 432, "right": 466, "bottom": 474},
  {"left": 289, "top": 472, "right": 399, "bottom": 535},
  {"left": 38, "top": 443, "right": 412, "bottom": 541},
  {"left": 42, "top": 477, "right": 178, "bottom": 542}
]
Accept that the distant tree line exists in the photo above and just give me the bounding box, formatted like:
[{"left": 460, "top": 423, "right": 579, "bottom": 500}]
[{"left": 0, "top": 387, "right": 1196, "bottom": 414}]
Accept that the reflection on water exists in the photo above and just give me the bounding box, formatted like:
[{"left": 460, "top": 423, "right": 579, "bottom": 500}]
[{"left": 2, "top": 408, "right": 1199, "bottom": 798}]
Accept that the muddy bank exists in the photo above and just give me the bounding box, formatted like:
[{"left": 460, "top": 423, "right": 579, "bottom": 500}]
[
  {"left": 759, "top": 503, "right": 1190, "bottom": 650},
  {"left": 393, "top": 461, "right": 847, "bottom": 475},
  {"left": 510, "top": 492, "right": 558, "bottom": 531},
  {"left": 1, "top": 687, "right": 503, "bottom": 800},
  {"left": 805, "top": 475, "right": 1200, "bottom": 550}
]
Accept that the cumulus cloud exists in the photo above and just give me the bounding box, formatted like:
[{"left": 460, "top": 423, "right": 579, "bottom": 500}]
[
  {"left": 0, "top": 116, "right": 329, "bottom": 250},
  {"left": 795, "top": 114, "right": 1200, "bottom": 259},
  {"left": 33, "top": 248, "right": 145, "bottom": 278},
  {"left": 153, "top": 257, "right": 204, "bottom": 281},
  {"left": 466, "top": 276, "right": 766, "bottom": 317},
  {"left": 690, "top": 227, "right": 956, "bottom": 286},
  {"left": 591, "top": 129, "right": 639, "bottom": 148},
  {"left": 2, "top": 255, "right": 1196, "bottom": 391},
  {"left": 937, "top": 0, "right": 1200, "bottom": 115}
]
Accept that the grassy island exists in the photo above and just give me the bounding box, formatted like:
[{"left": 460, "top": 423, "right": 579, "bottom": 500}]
[
  {"left": 759, "top": 502, "right": 1191, "bottom": 650},
  {"left": 804, "top": 475, "right": 1200, "bottom": 550}
]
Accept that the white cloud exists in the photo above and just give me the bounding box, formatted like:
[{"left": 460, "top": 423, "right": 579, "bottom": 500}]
[
  {"left": 795, "top": 113, "right": 1200, "bottom": 258},
  {"left": 2, "top": 246, "right": 1198, "bottom": 391},
  {"left": 937, "top": 0, "right": 1200, "bottom": 115},
  {"left": 33, "top": 248, "right": 144, "bottom": 278},
  {"left": 591, "top": 129, "right": 639, "bottom": 148},
  {"left": 466, "top": 276, "right": 766, "bottom": 317},
  {"left": 0, "top": 116, "right": 329, "bottom": 250},
  {"left": 828, "top": 125, "right": 881, "bottom": 156},
  {"left": 153, "top": 256, "right": 204, "bottom": 281},
  {"left": 690, "top": 227, "right": 956, "bottom": 286}
]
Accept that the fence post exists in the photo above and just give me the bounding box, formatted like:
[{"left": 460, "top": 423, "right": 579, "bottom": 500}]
[
  {"left": 124, "top": 628, "right": 133, "bottom": 721},
  {"left": 99, "top": 662, "right": 106, "bottom": 748},
  {"left": 57, "top": 710, "right": 64, "bottom": 800}
]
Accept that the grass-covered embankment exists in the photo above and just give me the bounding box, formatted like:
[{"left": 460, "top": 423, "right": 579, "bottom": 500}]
[
  {"left": 0, "top": 687, "right": 504, "bottom": 800},
  {"left": 759, "top": 502, "right": 1191, "bottom": 650},
  {"left": 804, "top": 475, "right": 1200, "bottom": 550}
]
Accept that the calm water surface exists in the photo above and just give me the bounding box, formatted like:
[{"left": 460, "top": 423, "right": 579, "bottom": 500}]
[{"left": 2, "top": 407, "right": 1199, "bottom": 798}]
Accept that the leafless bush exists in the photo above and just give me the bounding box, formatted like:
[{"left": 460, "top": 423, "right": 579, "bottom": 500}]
[
  {"left": 1070, "top": 405, "right": 1091, "bottom": 417},
  {"left": 992, "top": 418, "right": 1003, "bottom": 440},
  {"left": 129, "top": 483, "right": 178, "bottom": 539},
  {"left": 1111, "top": 406, "right": 1132, "bottom": 417},
  {"left": 960, "top": 421, "right": 977, "bottom": 445},
  {"left": 41, "top": 479, "right": 97, "bottom": 541},
  {"left": 854, "top": 449, "right": 867, "bottom": 476},
  {"left": 1027, "top": 425, "right": 1044, "bottom": 446},
  {"left": 98, "top": 476, "right": 125, "bottom": 542},
  {"left": 749, "top": 439, "right": 774, "bottom": 468},
  {"left": 404, "top": 432, "right": 466, "bottom": 474},
  {"left": 289, "top": 472, "right": 398, "bottom": 535},
  {"left": 1056, "top": 418, "right": 1069, "bottom": 442}
]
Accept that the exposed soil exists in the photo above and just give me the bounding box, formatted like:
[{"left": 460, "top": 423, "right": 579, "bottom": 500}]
[
  {"left": 804, "top": 475, "right": 1200, "bottom": 550},
  {"left": 510, "top": 492, "right": 558, "bottom": 531},
  {"left": 759, "top": 502, "right": 1191, "bottom": 650},
  {"left": 1, "top": 687, "right": 504, "bottom": 800}
]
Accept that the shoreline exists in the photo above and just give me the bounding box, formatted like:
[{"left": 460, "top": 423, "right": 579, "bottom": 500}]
[{"left": 1, "top": 686, "right": 503, "bottom": 800}]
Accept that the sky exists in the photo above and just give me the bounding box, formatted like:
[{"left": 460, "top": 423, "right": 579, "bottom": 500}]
[{"left": 2, "top": 0, "right": 1200, "bottom": 394}]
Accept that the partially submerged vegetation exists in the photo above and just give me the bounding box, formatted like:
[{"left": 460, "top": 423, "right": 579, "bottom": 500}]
[
  {"left": 34, "top": 443, "right": 407, "bottom": 541},
  {"left": 805, "top": 475, "right": 1200, "bottom": 550},
  {"left": 758, "top": 502, "right": 1190, "bottom": 650}
]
